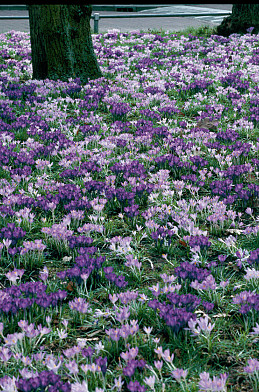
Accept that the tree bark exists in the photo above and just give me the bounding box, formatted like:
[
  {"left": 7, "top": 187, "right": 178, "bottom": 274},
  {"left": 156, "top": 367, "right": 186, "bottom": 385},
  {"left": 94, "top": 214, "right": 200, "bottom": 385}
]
[
  {"left": 216, "top": 4, "right": 259, "bottom": 36},
  {"left": 27, "top": 5, "right": 102, "bottom": 83}
]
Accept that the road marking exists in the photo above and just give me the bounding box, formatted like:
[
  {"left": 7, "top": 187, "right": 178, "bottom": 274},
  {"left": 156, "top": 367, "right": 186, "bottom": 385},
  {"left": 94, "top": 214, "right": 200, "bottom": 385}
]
[
  {"left": 139, "top": 5, "right": 231, "bottom": 15},
  {"left": 194, "top": 15, "right": 226, "bottom": 24}
]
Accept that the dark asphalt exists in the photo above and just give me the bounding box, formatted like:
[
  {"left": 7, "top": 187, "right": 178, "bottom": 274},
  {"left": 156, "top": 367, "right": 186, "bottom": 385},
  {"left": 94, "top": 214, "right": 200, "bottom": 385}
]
[{"left": 0, "top": 4, "right": 232, "bottom": 34}]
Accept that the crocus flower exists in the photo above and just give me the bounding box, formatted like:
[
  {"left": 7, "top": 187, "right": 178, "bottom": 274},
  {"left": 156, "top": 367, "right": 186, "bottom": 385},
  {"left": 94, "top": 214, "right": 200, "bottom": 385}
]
[
  {"left": 244, "top": 268, "right": 259, "bottom": 280},
  {"left": 5, "top": 268, "right": 25, "bottom": 284},
  {"left": 187, "top": 315, "right": 215, "bottom": 336},
  {"left": 143, "top": 375, "right": 156, "bottom": 390},
  {"left": 65, "top": 360, "right": 79, "bottom": 374},
  {"left": 243, "top": 358, "right": 259, "bottom": 374},
  {"left": 69, "top": 297, "right": 91, "bottom": 314},
  {"left": 198, "top": 372, "right": 228, "bottom": 391},
  {"left": 114, "top": 376, "right": 124, "bottom": 391},
  {"left": 0, "top": 347, "right": 12, "bottom": 362},
  {"left": 71, "top": 381, "right": 89, "bottom": 392},
  {"left": 172, "top": 368, "right": 188, "bottom": 380},
  {"left": 39, "top": 266, "right": 49, "bottom": 282},
  {"left": 250, "top": 322, "right": 259, "bottom": 342}
]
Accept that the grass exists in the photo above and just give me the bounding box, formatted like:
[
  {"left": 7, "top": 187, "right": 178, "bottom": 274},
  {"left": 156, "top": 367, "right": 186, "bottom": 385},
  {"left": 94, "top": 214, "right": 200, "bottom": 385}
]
[{"left": 0, "top": 24, "right": 258, "bottom": 391}]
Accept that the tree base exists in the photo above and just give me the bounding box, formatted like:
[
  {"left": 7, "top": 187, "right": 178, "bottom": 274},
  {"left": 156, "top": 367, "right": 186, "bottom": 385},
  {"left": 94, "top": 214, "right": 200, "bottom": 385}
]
[
  {"left": 28, "top": 5, "right": 102, "bottom": 83},
  {"left": 216, "top": 4, "right": 259, "bottom": 37}
]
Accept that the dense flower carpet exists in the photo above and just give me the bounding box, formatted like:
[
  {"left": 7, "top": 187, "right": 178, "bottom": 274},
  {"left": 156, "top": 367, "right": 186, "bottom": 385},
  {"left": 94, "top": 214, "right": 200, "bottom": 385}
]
[{"left": 0, "top": 27, "right": 258, "bottom": 391}]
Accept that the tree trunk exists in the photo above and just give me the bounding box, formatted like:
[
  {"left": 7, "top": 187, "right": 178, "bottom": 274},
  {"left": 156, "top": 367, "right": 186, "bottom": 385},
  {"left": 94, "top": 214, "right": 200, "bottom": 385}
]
[
  {"left": 27, "top": 5, "right": 102, "bottom": 83},
  {"left": 216, "top": 4, "right": 259, "bottom": 36}
]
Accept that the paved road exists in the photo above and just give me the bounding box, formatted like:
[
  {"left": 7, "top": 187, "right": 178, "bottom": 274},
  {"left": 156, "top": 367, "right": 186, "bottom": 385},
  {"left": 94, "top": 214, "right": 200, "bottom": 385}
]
[
  {"left": 138, "top": 4, "right": 232, "bottom": 26},
  {"left": 0, "top": 4, "right": 232, "bottom": 34}
]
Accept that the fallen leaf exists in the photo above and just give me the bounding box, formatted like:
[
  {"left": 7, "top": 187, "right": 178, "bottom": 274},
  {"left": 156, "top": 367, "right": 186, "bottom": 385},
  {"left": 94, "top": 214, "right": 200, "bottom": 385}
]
[
  {"left": 179, "top": 239, "right": 187, "bottom": 247},
  {"left": 84, "top": 337, "right": 99, "bottom": 341},
  {"left": 247, "top": 173, "right": 257, "bottom": 182},
  {"left": 226, "top": 229, "right": 243, "bottom": 235},
  {"left": 197, "top": 117, "right": 218, "bottom": 130},
  {"left": 66, "top": 281, "right": 76, "bottom": 291}
]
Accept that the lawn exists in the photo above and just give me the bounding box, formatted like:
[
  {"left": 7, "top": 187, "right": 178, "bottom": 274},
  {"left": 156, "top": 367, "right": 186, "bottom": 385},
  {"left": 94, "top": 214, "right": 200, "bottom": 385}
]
[{"left": 0, "top": 25, "right": 258, "bottom": 392}]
